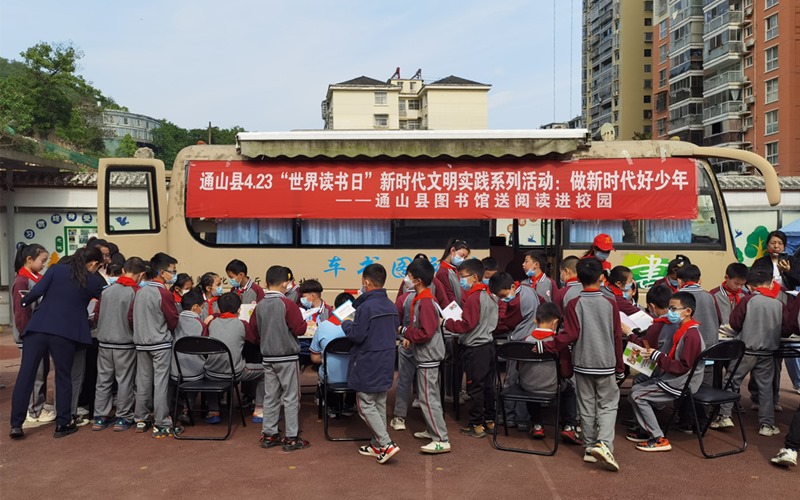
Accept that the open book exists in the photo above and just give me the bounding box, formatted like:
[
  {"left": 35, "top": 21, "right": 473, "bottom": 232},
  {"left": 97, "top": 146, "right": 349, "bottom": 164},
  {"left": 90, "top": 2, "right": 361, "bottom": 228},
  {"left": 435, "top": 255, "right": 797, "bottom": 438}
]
[
  {"left": 435, "top": 301, "right": 463, "bottom": 322},
  {"left": 620, "top": 310, "right": 654, "bottom": 332},
  {"left": 623, "top": 341, "right": 657, "bottom": 377},
  {"left": 332, "top": 300, "right": 356, "bottom": 322},
  {"left": 239, "top": 303, "right": 256, "bottom": 322}
]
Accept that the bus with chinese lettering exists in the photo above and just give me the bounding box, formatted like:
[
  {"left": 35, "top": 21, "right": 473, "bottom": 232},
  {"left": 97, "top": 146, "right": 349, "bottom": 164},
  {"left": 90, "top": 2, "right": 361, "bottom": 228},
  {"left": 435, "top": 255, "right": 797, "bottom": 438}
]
[{"left": 97, "top": 130, "right": 780, "bottom": 294}]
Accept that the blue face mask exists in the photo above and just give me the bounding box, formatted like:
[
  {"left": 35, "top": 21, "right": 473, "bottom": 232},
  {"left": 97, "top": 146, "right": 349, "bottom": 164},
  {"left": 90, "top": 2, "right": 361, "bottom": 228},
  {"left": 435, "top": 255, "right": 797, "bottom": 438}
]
[
  {"left": 482, "top": 278, "right": 490, "bottom": 285},
  {"left": 300, "top": 297, "right": 313, "bottom": 309},
  {"left": 452, "top": 255, "right": 465, "bottom": 266},
  {"left": 228, "top": 277, "right": 240, "bottom": 288},
  {"left": 668, "top": 278, "right": 679, "bottom": 287},
  {"left": 667, "top": 310, "right": 682, "bottom": 324},
  {"left": 459, "top": 277, "right": 471, "bottom": 291},
  {"left": 623, "top": 282, "right": 633, "bottom": 291},
  {"left": 501, "top": 292, "right": 515, "bottom": 303},
  {"left": 165, "top": 276, "right": 177, "bottom": 286},
  {"left": 107, "top": 277, "right": 118, "bottom": 285},
  {"left": 526, "top": 268, "right": 535, "bottom": 278},
  {"left": 623, "top": 292, "right": 629, "bottom": 300},
  {"left": 138, "top": 281, "right": 149, "bottom": 288},
  {"left": 212, "top": 285, "right": 223, "bottom": 297},
  {"left": 595, "top": 251, "right": 611, "bottom": 261}
]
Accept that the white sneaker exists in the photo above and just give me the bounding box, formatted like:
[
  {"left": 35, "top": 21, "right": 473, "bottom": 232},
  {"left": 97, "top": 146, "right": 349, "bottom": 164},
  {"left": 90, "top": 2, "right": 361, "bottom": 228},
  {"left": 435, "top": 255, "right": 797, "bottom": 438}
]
[
  {"left": 758, "top": 424, "right": 780, "bottom": 437},
  {"left": 38, "top": 409, "right": 57, "bottom": 423},
  {"left": 411, "top": 399, "right": 421, "bottom": 409},
  {"left": 23, "top": 414, "right": 49, "bottom": 428},
  {"left": 390, "top": 417, "right": 406, "bottom": 431},
  {"left": 590, "top": 442, "right": 620, "bottom": 472},
  {"left": 413, "top": 430, "right": 432, "bottom": 440},
  {"left": 771, "top": 448, "right": 798, "bottom": 467},
  {"left": 76, "top": 406, "right": 90, "bottom": 417},
  {"left": 420, "top": 441, "right": 451, "bottom": 454},
  {"left": 709, "top": 416, "right": 734, "bottom": 430},
  {"left": 583, "top": 450, "right": 598, "bottom": 463},
  {"left": 73, "top": 416, "right": 91, "bottom": 427}
]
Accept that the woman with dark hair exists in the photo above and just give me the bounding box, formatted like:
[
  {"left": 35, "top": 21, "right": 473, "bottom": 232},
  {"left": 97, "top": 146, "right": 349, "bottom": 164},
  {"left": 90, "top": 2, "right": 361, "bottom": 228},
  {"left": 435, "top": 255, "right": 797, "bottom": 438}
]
[
  {"left": 752, "top": 230, "right": 800, "bottom": 290},
  {"left": 9, "top": 245, "right": 105, "bottom": 439},
  {"left": 436, "top": 238, "right": 471, "bottom": 306}
]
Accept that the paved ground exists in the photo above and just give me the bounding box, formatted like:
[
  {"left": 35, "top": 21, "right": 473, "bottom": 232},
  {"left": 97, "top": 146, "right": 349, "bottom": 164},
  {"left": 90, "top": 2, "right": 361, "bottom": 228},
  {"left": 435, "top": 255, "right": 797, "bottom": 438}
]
[{"left": 1, "top": 330, "right": 798, "bottom": 499}]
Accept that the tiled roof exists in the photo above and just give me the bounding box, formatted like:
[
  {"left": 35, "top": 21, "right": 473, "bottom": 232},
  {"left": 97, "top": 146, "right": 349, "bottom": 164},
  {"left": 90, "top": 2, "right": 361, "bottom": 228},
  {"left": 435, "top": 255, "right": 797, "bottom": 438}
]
[
  {"left": 4, "top": 171, "right": 161, "bottom": 188},
  {"left": 333, "top": 76, "right": 392, "bottom": 86},
  {"left": 428, "top": 75, "right": 489, "bottom": 86},
  {"left": 716, "top": 175, "right": 800, "bottom": 190}
]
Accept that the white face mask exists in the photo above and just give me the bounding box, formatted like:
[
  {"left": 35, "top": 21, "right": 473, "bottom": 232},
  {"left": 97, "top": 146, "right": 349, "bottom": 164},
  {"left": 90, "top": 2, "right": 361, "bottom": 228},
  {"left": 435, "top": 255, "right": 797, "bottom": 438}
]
[{"left": 403, "top": 275, "right": 414, "bottom": 290}]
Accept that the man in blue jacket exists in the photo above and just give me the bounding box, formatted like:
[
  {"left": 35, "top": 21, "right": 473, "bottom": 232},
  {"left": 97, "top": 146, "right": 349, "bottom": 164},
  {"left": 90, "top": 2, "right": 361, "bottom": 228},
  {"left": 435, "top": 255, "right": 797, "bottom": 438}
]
[{"left": 342, "top": 263, "right": 400, "bottom": 464}]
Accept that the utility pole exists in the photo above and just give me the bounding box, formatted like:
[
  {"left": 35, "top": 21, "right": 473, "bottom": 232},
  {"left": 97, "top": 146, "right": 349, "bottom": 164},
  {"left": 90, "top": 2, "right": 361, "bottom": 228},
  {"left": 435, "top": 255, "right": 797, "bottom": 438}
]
[{"left": 208, "top": 121, "right": 212, "bottom": 145}]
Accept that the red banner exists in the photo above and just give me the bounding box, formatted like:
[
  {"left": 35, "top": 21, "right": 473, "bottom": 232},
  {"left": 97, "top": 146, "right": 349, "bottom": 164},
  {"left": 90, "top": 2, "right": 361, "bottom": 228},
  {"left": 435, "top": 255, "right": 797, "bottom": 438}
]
[{"left": 185, "top": 158, "right": 698, "bottom": 220}]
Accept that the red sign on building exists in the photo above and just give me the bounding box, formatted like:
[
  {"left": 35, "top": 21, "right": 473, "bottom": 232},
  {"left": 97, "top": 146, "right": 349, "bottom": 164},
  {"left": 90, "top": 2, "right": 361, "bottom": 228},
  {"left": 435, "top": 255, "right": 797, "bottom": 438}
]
[{"left": 185, "top": 158, "right": 698, "bottom": 220}]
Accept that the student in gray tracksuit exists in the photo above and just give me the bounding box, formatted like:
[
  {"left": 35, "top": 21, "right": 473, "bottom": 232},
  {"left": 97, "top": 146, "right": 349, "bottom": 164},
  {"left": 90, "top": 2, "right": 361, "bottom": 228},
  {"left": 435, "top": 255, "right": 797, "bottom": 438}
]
[
  {"left": 546, "top": 258, "right": 624, "bottom": 471},
  {"left": 392, "top": 289, "right": 417, "bottom": 429},
  {"left": 628, "top": 291, "right": 705, "bottom": 452},
  {"left": 205, "top": 293, "right": 264, "bottom": 419},
  {"left": 170, "top": 290, "right": 209, "bottom": 424},
  {"left": 399, "top": 258, "right": 450, "bottom": 453},
  {"left": 715, "top": 269, "right": 783, "bottom": 435},
  {"left": 133, "top": 253, "right": 180, "bottom": 436},
  {"left": 93, "top": 257, "right": 147, "bottom": 431},
  {"left": 249, "top": 266, "right": 308, "bottom": 451}
]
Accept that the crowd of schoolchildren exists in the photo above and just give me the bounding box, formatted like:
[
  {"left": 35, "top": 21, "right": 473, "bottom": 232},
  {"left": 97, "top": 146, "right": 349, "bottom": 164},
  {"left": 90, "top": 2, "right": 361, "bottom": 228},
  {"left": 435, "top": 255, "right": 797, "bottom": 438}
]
[{"left": 7, "top": 232, "right": 800, "bottom": 470}]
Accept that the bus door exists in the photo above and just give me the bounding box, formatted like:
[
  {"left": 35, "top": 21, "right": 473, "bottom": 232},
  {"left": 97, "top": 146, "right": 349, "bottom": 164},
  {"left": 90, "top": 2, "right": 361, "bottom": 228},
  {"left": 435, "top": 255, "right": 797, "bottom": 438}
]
[{"left": 97, "top": 158, "right": 168, "bottom": 258}]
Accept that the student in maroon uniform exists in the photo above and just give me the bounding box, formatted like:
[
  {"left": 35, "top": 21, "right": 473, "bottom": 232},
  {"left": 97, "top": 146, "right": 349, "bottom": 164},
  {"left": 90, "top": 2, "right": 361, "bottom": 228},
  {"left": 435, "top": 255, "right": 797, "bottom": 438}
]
[
  {"left": 652, "top": 255, "right": 691, "bottom": 293},
  {"left": 708, "top": 263, "right": 748, "bottom": 325},
  {"left": 601, "top": 266, "right": 641, "bottom": 317},
  {"left": 554, "top": 255, "right": 582, "bottom": 314},
  {"left": 521, "top": 250, "right": 557, "bottom": 303},
  {"left": 436, "top": 238, "right": 470, "bottom": 306}
]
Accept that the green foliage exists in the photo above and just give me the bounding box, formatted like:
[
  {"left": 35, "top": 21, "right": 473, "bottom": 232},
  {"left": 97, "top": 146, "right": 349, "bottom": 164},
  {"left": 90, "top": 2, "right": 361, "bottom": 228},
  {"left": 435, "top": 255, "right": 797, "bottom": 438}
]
[
  {"left": 115, "top": 134, "right": 138, "bottom": 157},
  {"left": 632, "top": 131, "right": 652, "bottom": 140},
  {"left": 153, "top": 121, "right": 245, "bottom": 169},
  {"left": 744, "top": 225, "right": 770, "bottom": 259}
]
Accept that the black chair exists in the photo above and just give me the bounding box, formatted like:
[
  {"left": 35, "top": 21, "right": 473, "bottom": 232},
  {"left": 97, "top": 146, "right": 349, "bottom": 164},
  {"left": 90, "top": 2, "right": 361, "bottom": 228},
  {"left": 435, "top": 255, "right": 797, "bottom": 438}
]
[
  {"left": 493, "top": 341, "right": 561, "bottom": 456},
  {"left": 664, "top": 339, "right": 747, "bottom": 459},
  {"left": 320, "top": 337, "right": 370, "bottom": 442},
  {"left": 172, "top": 337, "right": 247, "bottom": 441}
]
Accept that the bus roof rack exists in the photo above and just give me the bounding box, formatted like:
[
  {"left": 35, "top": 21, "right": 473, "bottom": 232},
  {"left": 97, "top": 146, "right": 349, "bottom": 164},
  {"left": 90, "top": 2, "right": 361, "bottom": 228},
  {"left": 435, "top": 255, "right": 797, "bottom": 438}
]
[{"left": 236, "top": 129, "right": 591, "bottom": 159}]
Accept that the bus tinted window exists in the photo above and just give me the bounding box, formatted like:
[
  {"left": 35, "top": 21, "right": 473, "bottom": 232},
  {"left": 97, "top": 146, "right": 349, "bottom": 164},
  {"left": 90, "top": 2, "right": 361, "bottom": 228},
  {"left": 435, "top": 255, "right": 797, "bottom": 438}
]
[
  {"left": 395, "top": 220, "right": 490, "bottom": 249},
  {"left": 300, "top": 220, "right": 390, "bottom": 246}
]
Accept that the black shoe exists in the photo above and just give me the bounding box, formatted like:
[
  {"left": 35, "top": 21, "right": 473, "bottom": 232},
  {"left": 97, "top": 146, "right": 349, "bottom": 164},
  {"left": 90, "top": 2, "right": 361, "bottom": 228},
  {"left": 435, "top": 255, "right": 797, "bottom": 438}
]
[
  {"left": 9, "top": 427, "right": 24, "bottom": 439},
  {"left": 54, "top": 422, "right": 78, "bottom": 438}
]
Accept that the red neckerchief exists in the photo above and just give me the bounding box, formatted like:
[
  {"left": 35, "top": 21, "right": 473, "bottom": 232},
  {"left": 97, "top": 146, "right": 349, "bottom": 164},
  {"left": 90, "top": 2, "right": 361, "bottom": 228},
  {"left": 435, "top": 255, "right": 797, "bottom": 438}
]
[
  {"left": 721, "top": 281, "right": 743, "bottom": 306},
  {"left": 564, "top": 277, "right": 578, "bottom": 284},
  {"left": 173, "top": 291, "right": 182, "bottom": 303},
  {"left": 755, "top": 284, "right": 781, "bottom": 299},
  {"left": 465, "top": 282, "right": 489, "bottom": 298},
  {"left": 116, "top": 276, "right": 140, "bottom": 291},
  {"left": 329, "top": 316, "right": 342, "bottom": 326},
  {"left": 218, "top": 312, "right": 237, "bottom": 319},
  {"left": 583, "top": 287, "right": 600, "bottom": 293},
  {"left": 668, "top": 319, "right": 700, "bottom": 359},
  {"left": 529, "top": 271, "right": 545, "bottom": 288},
  {"left": 409, "top": 288, "right": 434, "bottom": 325},
  {"left": 18, "top": 267, "right": 41, "bottom": 283},
  {"left": 204, "top": 293, "right": 218, "bottom": 312},
  {"left": 234, "top": 278, "right": 252, "bottom": 297},
  {"left": 653, "top": 316, "right": 671, "bottom": 325},
  {"left": 604, "top": 284, "right": 624, "bottom": 297},
  {"left": 529, "top": 328, "right": 555, "bottom": 340}
]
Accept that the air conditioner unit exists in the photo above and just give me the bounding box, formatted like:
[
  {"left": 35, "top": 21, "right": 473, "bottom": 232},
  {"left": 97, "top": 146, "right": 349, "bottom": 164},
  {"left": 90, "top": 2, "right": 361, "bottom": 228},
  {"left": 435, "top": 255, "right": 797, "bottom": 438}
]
[
  {"left": 744, "top": 6, "right": 752, "bottom": 17},
  {"left": 744, "top": 37, "right": 755, "bottom": 48},
  {"left": 743, "top": 75, "right": 750, "bottom": 83},
  {"left": 745, "top": 95, "right": 755, "bottom": 104}
]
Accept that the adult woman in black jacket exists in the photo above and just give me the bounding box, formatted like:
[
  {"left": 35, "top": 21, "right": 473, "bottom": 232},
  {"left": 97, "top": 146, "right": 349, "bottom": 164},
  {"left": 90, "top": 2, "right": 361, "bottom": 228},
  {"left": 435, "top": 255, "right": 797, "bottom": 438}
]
[
  {"left": 751, "top": 230, "right": 800, "bottom": 291},
  {"left": 9, "top": 246, "right": 105, "bottom": 439}
]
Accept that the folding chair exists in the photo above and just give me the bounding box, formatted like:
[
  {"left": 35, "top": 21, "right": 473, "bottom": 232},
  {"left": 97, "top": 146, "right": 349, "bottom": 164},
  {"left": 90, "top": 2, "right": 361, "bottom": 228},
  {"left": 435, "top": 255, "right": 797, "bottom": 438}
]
[
  {"left": 172, "top": 336, "right": 247, "bottom": 441},
  {"left": 664, "top": 339, "right": 747, "bottom": 458},
  {"left": 321, "top": 337, "right": 370, "bottom": 442},
  {"left": 493, "top": 341, "right": 561, "bottom": 456}
]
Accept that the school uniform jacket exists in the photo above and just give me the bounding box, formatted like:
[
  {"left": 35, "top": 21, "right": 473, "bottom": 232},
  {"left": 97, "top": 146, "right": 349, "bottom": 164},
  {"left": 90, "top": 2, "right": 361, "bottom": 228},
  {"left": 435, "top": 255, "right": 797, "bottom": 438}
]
[
  {"left": 401, "top": 292, "right": 445, "bottom": 368},
  {"left": 396, "top": 278, "right": 447, "bottom": 308},
  {"left": 436, "top": 261, "right": 463, "bottom": 306},
  {"left": 650, "top": 325, "right": 705, "bottom": 396},
  {"left": 249, "top": 290, "right": 307, "bottom": 363},
  {"left": 97, "top": 280, "right": 139, "bottom": 350},
  {"left": 679, "top": 284, "right": 721, "bottom": 348},
  {"left": 523, "top": 272, "right": 556, "bottom": 303},
  {"left": 206, "top": 314, "right": 251, "bottom": 378},
  {"left": 12, "top": 272, "right": 40, "bottom": 347},
  {"left": 547, "top": 289, "right": 624, "bottom": 377},
  {"left": 21, "top": 263, "right": 105, "bottom": 345},
  {"left": 600, "top": 284, "right": 641, "bottom": 316},
  {"left": 236, "top": 279, "right": 265, "bottom": 304},
  {"left": 630, "top": 316, "right": 677, "bottom": 354},
  {"left": 342, "top": 289, "right": 400, "bottom": 393},
  {"left": 444, "top": 286, "right": 499, "bottom": 347},
  {"left": 553, "top": 279, "right": 582, "bottom": 314},
  {"left": 729, "top": 291, "right": 783, "bottom": 355},
  {"left": 519, "top": 329, "right": 573, "bottom": 393},
  {"left": 201, "top": 293, "right": 220, "bottom": 318},
  {"left": 132, "top": 282, "right": 180, "bottom": 352},
  {"left": 497, "top": 284, "right": 540, "bottom": 340},
  {"left": 171, "top": 311, "right": 208, "bottom": 381},
  {"left": 708, "top": 285, "right": 745, "bottom": 325}
]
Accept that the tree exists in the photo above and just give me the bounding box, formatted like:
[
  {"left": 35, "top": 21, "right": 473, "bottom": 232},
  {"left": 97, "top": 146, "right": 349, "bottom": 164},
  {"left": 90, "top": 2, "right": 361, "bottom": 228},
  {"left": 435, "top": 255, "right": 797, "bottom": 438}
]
[
  {"left": 115, "top": 134, "right": 138, "bottom": 157},
  {"left": 632, "top": 131, "right": 652, "bottom": 140},
  {"left": 152, "top": 120, "right": 191, "bottom": 169}
]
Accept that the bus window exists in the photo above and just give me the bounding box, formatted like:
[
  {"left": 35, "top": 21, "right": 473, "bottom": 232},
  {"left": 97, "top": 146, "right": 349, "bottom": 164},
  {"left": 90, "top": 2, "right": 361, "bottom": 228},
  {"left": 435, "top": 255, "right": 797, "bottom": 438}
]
[
  {"left": 105, "top": 168, "right": 160, "bottom": 234},
  {"left": 300, "top": 220, "right": 390, "bottom": 246},
  {"left": 394, "top": 220, "right": 490, "bottom": 249},
  {"left": 216, "top": 219, "right": 293, "bottom": 245}
]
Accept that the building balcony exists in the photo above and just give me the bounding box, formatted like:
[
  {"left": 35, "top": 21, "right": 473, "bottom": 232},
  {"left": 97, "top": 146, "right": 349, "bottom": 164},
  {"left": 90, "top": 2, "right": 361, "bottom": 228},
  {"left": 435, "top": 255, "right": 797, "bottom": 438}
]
[
  {"left": 703, "top": 131, "right": 744, "bottom": 147},
  {"left": 670, "top": 114, "right": 704, "bottom": 131},
  {"left": 704, "top": 11, "right": 742, "bottom": 37},
  {"left": 705, "top": 41, "right": 743, "bottom": 68},
  {"left": 670, "top": 88, "right": 703, "bottom": 104},
  {"left": 670, "top": 33, "right": 704, "bottom": 55},
  {"left": 702, "top": 101, "right": 742, "bottom": 121},
  {"left": 671, "top": 5, "right": 704, "bottom": 26},
  {"left": 703, "top": 70, "right": 744, "bottom": 93}
]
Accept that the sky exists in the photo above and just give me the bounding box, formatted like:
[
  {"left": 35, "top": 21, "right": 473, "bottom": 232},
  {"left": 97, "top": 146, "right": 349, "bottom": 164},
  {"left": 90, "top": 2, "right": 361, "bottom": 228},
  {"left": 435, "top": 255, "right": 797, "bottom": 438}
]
[{"left": 0, "top": 0, "right": 582, "bottom": 132}]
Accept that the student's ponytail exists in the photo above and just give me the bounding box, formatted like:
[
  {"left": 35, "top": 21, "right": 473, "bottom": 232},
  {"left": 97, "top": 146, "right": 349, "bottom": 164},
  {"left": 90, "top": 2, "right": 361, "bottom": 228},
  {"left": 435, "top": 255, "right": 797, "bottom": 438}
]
[
  {"left": 70, "top": 245, "right": 103, "bottom": 288},
  {"left": 14, "top": 243, "right": 47, "bottom": 273},
  {"left": 196, "top": 272, "right": 218, "bottom": 295}
]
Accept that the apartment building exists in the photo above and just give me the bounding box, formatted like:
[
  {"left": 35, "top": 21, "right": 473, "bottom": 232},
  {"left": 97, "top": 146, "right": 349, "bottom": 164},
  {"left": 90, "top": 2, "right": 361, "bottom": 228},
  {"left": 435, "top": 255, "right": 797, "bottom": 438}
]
[
  {"left": 321, "top": 71, "right": 490, "bottom": 130},
  {"left": 582, "top": 0, "right": 654, "bottom": 140}
]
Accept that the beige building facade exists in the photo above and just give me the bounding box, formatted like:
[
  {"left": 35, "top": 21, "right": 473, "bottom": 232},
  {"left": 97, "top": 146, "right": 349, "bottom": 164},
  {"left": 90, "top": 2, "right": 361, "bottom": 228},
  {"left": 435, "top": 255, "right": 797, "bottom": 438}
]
[{"left": 322, "top": 73, "right": 490, "bottom": 130}]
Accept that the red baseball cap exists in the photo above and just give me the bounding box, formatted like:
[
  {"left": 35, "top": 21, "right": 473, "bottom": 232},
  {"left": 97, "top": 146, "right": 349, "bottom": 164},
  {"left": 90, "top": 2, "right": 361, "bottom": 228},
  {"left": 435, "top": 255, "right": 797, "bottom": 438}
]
[{"left": 593, "top": 233, "right": 614, "bottom": 251}]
